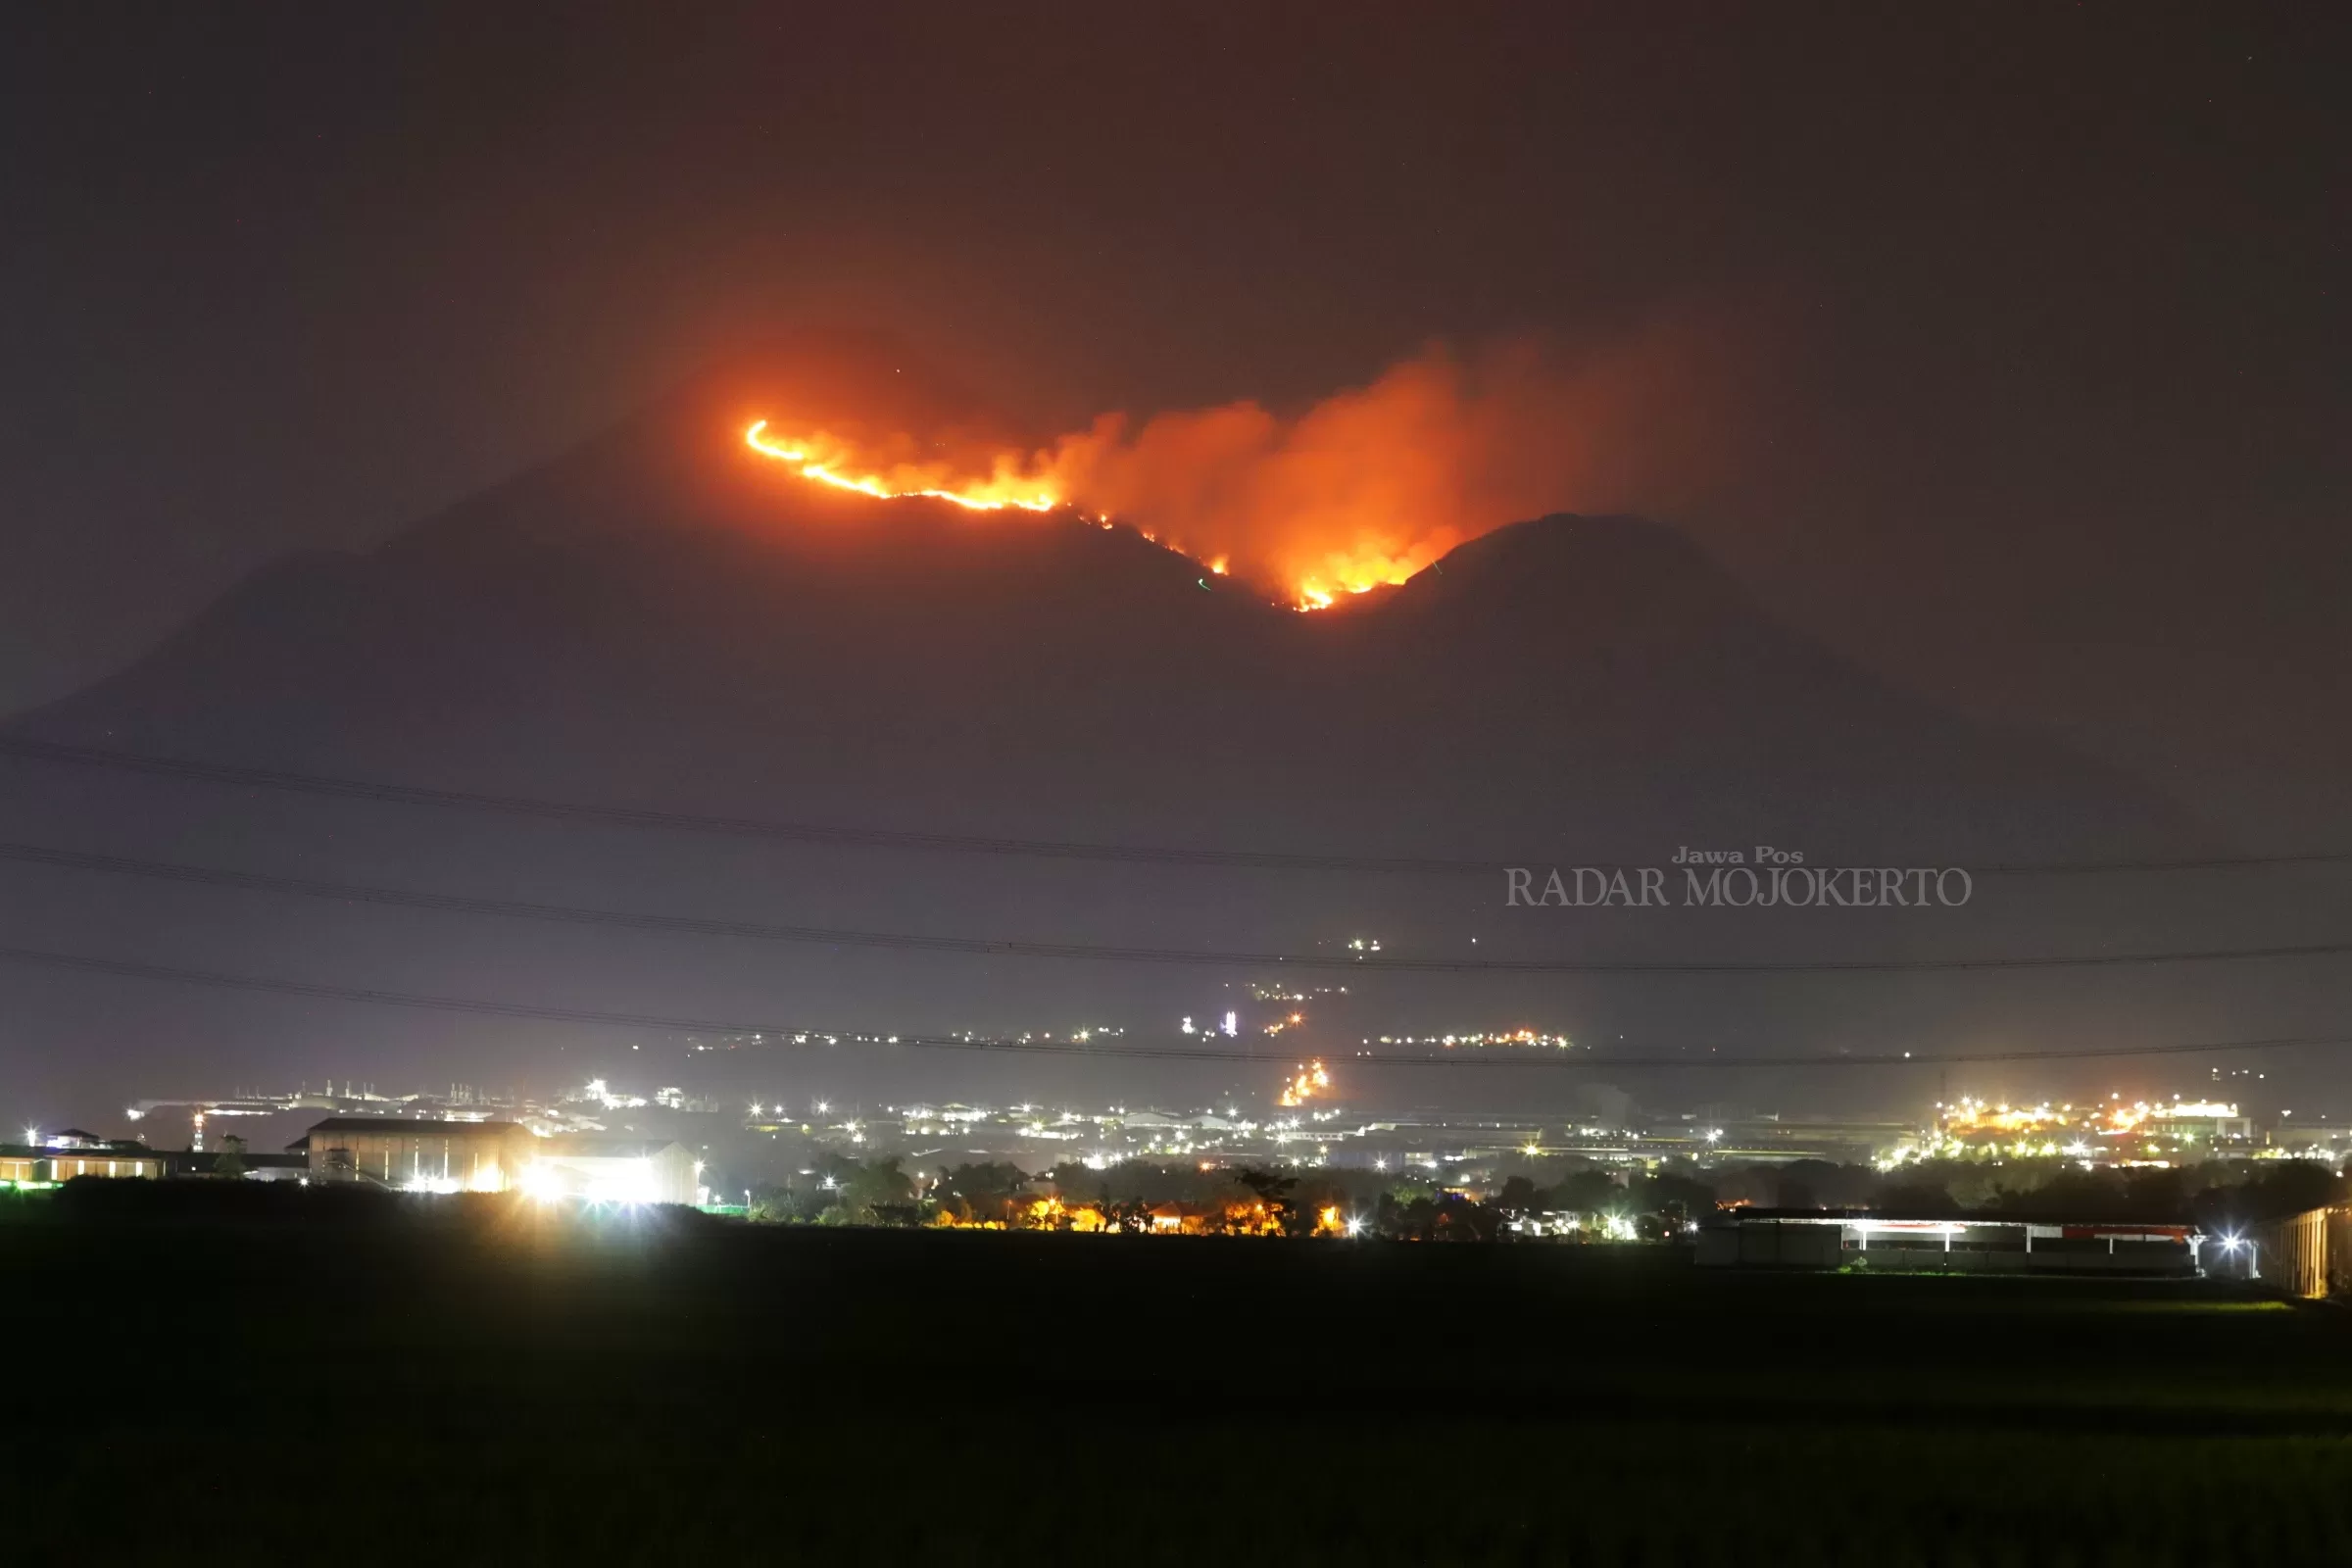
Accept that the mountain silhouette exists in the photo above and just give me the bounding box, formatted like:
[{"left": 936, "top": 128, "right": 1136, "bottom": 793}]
[{"left": 2, "top": 342, "right": 2325, "bottom": 1112}]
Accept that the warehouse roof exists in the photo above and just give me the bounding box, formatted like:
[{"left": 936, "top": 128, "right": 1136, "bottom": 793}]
[
  {"left": 540, "top": 1134, "right": 685, "bottom": 1158},
  {"left": 301, "top": 1117, "right": 526, "bottom": 1137}
]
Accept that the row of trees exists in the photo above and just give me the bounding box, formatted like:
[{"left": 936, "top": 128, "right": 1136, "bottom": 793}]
[
  {"left": 748, "top": 1152, "right": 926, "bottom": 1226},
  {"left": 1738, "top": 1154, "right": 2346, "bottom": 1229},
  {"left": 741, "top": 1150, "right": 2348, "bottom": 1235},
  {"left": 744, "top": 1154, "right": 1708, "bottom": 1238}
]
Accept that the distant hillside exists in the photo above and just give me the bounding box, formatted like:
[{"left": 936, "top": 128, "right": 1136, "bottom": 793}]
[{"left": 7, "top": 343, "right": 2327, "bottom": 1112}]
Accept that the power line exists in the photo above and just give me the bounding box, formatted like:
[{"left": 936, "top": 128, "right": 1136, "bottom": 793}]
[
  {"left": 0, "top": 940, "right": 2342, "bottom": 1069},
  {"left": 0, "top": 738, "right": 1462, "bottom": 872},
  {"left": 3, "top": 735, "right": 2343, "bottom": 878},
  {"left": 5, "top": 838, "right": 2352, "bottom": 974}
]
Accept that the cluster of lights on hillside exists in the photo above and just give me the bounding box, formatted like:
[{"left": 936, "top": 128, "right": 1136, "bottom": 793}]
[
  {"left": 1875, "top": 1095, "right": 2251, "bottom": 1170},
  {"left": 1371, "top": 1029, "right": 1579, "bottom": 1051},
  {"left": 1277, "top": 1059, "right": 1332, "bottom": 1109}
]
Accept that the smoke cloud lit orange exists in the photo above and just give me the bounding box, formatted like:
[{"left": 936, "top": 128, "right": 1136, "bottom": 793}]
[{"left": 744, "top": 332, "right": 1726, "bottom": 609}]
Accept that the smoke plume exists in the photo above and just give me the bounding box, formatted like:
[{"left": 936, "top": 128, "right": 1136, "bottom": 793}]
[{"left": 744, "top": 323, "right": 1740, "bottom": 608}]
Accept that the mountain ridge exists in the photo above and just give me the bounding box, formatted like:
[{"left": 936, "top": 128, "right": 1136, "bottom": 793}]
[{"left": 6, "top": 359, "right": 2316, "bottom": 1110}]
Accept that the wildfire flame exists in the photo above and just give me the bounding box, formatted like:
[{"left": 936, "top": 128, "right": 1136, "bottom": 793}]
[
  {"left": 744, "top": 410, "right": 1396, "bottom": 610},
  {"left": 739, "top": 335, "right": 1720, "bottom": 611},
  {"left": 744, "top": 420, "right": 1057, "bottom": 513}
]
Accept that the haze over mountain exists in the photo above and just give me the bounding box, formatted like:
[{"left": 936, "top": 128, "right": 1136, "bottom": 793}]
[{"left": 1, "top": 344, "right": 2339, "bottom": 1121}]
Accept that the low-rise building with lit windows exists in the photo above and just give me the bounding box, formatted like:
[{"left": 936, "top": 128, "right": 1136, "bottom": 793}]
[
  {"left": 0, "top": 1133, "right": 167, "bottom": 1185},
  {"left": 1697, "top": 1209, "right": 2204, "bottom": 1274},
  {"left": 296, "top": 1117, "right": 536, "bottom": 1192}
]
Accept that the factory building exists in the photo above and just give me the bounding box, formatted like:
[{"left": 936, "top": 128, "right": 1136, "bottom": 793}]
[
  {"left": 1697, "top": 1210, "right": 2203, "bottom": 1275},
  {"left": 0, "top": 1131, "right": 167, "bottom": 1185},
  {"left": 292, "top": 1119, "right": 697, "bottom": 1203},
  {"left": 296, "top": 1117, "right": 537, "bottom": 1192},
  {"left": 528, "top": 1135, "right": 699, "bottom": 1205}
]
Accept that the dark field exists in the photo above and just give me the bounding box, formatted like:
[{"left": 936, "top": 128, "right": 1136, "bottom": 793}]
[{"left": 6, "top": 1189, "right": 2351, "bottom": 1565}]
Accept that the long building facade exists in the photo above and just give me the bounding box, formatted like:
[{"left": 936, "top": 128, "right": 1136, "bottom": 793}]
[
  {"left": 299, "top": 1117, "right": 538, "bottom": 1192},
  {"left": 0, "top": 1141, "right": 167, "bottom": 1185},
  {"left": 295, "top": 1118, "right": 696, "bottom": 1202}
]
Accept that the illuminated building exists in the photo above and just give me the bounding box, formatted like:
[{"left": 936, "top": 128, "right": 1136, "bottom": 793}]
[
  {"left": 2268, "top": 1123, "right": 2352, "bottom": 1159},
  {"left": 297, "top": 1117, "right": 536, "bottom": 1192},
  {"left": 0, "top": 1134, "right": 165, "bottom": 1186},
  {"left": 1696, "top": 1211, "right": 2204, "bottom": 1275},
  {"left": 293, "top": 1118, "right": 699, "bottom": 1202},
  {"left": 525, "top": 1136, "right": 699, "bottom": 1205}
]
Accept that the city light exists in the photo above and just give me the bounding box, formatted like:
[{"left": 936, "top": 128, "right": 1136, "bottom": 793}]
[
  {"left": 1276, "top": 1059, "right": 1332, "bottom": 1108},
  {"left": 581, "top": 1158, "right": 659, "bottom": 1205}
]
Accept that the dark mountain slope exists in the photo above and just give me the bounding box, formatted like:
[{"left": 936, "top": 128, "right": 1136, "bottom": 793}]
[{"left": 5, "top": 348, "right": 2324, "bottom": 1112}]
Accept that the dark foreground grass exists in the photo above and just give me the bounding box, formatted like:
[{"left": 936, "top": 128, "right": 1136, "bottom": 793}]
[{"left": 4, "top": 1188, "right": 2350, "bottom": 1564}]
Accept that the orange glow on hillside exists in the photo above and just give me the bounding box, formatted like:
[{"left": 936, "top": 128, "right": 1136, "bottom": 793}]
[
  {"left": 740, "top": 333, "right": 1727, "bottom": 612},
  {"left": 745, "top": 420, "right": 1058, "bottom": 513}
]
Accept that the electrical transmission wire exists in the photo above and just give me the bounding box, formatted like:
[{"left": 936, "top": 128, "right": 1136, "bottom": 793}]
[
  {"left": 3, "top": 735, "right": 2344, "bottom": 878},
  {"left": 0, "top": 941, "right": 2343, "bottom": 1069},
  {"left": 7, "top": 840, "right": 2352, "bottom": 974}
]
